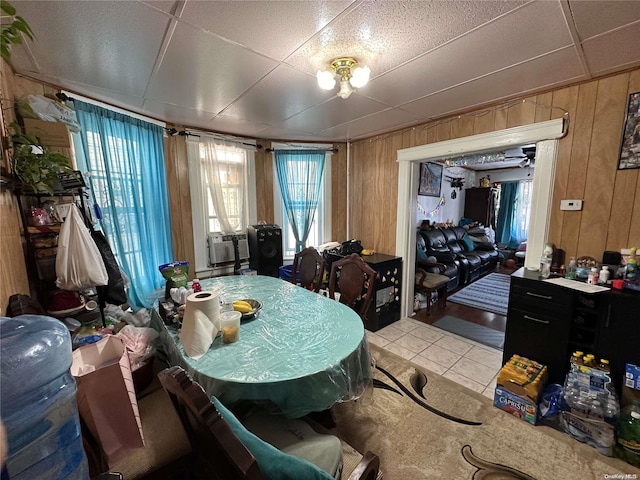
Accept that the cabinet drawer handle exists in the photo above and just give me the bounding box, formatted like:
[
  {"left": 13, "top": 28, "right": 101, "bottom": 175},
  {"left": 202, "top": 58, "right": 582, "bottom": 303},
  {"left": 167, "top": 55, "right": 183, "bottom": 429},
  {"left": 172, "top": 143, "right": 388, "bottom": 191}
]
[
  {"left": 525, "top": 292, "right": 553, "bottom": 300},
  {"left": 524, "top": 315, "right": 550, "bottom": 325}
]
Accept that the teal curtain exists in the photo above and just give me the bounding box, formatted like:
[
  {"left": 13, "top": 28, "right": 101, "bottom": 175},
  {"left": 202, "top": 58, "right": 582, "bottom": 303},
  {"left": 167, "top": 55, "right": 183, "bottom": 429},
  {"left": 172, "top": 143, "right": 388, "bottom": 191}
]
[
  {"left": 496, "top": 182, "right": 519, "bottom": 249},
  {"left": 73, "top": 100, "right": 173, "bottom": 309},
  {"left": 274, "top": 150, "right": 325, "bottom": 252}
]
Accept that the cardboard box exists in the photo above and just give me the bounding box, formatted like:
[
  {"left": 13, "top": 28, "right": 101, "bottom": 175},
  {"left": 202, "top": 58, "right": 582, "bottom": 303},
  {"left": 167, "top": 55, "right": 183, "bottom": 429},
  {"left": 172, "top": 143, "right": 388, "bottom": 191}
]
[
  {"left": 622, "top": 363, "right": 640, "bottom": 408},
  {"left": 493, "top": 386, "right": 538, "bottom": 425},
  {"left": 24, "top": 118, "right": 71, "bottom": 147}
]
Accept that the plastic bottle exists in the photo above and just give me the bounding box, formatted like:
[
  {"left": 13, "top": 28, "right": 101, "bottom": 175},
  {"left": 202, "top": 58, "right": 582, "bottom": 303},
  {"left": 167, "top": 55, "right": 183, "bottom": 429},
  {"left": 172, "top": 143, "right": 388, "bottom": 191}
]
[
  {"left": 615, "top": 404, "right": 640, "bottom": 467},
  {"left": 570, "top": 351, "right": 584, "bottom": 370},
  {"left": 598, "top": 358, "right": 611, "bottom": 373},
  {"left": 565, "top": 257, "right": 577, "bottom": 280},
  {"left": 540, "top": 244, "right": 553, "bottom": 279},
  {"left": 192, "top": 278, "right": 202, "bottom": 293},
  {"left": 587, "top": 267, "right": 599, "bottom": 285},
  {"left": 599, "top": 265, "right": 610, "bottom": 284},
  {"left": 626, "top": 247, "right": 637, "bottom": 281},
  {"left": 0, "top": 315, "right": 89, "bottom": 480}
]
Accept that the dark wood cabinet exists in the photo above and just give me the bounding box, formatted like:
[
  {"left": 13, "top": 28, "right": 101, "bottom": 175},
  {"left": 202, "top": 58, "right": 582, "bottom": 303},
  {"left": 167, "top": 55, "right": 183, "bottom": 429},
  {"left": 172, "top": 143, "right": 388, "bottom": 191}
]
[
  {"left": 463, "top": 187, "right": 496, "bottom": 227},
  {"left": 504, "top": 268, "right": 640, "bottom": 392}
]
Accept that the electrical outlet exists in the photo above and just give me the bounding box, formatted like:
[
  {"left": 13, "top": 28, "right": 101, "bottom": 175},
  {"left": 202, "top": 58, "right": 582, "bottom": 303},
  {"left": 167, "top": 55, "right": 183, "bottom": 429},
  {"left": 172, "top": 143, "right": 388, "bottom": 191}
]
[{"left": 560, "top": 199, "right": 583, "bottom": 211}]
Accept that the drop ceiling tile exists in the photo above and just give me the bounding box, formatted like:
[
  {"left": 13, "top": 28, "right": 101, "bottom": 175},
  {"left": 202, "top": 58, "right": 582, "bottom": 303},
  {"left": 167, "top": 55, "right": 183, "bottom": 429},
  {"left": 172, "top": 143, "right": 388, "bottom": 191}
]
[
  {"left": 568, "top": 0, "right": 640, "bottom": 40},
  {"left": 139, "top": 0, "right": 180, "bottom": 16},
  {"left": 180, "top": 1, "right": 352, "bottom": 61},
  {"left": 581, "top": 21, "right": 640, "bottom": 75},
  {"left": 57, "top": 79, "right": 147, "bottom": 114},
  {"left": 147, "top": 22, "right": 279, "bottom": 113},
  {"left": 222, "top": 64, "right": 331, "bottom": 124},
  {"left": 286, "top": 0, "right": 527, "bottom": 77},
  {"left": 204, "top": 115, "right": 274, "bottom": 139},
  {"left": 141, "top": 99, "right": 218, "bottom": 128},
  {"left": 253, "top": 125, "right": 328, "bottom": 143},
  {"left": 10, "top": 0, "right": 169, "bottom": 97},
  {"left": 321, "top": 107, "right": 427, "bottom": 141},
  {"left": 364, "top": 0, "right": 573, "bottom": 106},
  {"left": 401, "top": 47, "right": 585, "bottom": 120},
  {"left": 276, "top": 95, "right": 388, "bottom": 133}
]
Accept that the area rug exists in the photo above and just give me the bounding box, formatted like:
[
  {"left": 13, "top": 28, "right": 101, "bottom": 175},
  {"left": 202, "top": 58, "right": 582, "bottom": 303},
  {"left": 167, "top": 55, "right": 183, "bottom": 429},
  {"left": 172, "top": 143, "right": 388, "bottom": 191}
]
[
  {"left": 433, "top": 315, "right": 505, "bottom": 350},
  {"left": 448, "top": 272, "right": 511, "bottom": 315},
  {"left": 327, "top": 344, "right": 638, "bottom": 480}
]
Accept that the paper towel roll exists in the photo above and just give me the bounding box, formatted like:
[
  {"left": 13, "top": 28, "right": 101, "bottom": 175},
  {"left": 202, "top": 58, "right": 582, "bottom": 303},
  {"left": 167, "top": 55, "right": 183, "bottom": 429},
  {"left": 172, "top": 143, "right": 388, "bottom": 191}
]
[
  {"left": 185, "top": 291, "right": 220, "bottom": 329},
  {"left": 179, "top": 290, "right": 221, "bottom": 359}
]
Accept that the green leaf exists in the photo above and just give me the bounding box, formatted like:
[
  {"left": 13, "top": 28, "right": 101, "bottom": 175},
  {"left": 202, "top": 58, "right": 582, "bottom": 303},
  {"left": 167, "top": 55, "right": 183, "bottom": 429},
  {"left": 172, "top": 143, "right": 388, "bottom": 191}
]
[{"left": 1, "top": 1, "right": 16, "bottom": 16}]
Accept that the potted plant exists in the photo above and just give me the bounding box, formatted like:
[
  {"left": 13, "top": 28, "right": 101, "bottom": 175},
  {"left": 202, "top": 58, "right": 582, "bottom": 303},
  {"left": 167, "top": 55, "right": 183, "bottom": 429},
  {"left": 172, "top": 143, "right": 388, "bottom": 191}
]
[
  {"left": 10, "top": 124, "right": 74, "bottom": 195},
  {"left": 1, "top": 0, "right": 33, "bottom": 60}
]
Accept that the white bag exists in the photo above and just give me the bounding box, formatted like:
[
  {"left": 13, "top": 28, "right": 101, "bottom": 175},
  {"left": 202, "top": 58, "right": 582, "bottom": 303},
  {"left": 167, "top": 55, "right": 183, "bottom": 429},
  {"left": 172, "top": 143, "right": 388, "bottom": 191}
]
[{"left": 55, "top": 204, "right": 108, "bottom": 290}]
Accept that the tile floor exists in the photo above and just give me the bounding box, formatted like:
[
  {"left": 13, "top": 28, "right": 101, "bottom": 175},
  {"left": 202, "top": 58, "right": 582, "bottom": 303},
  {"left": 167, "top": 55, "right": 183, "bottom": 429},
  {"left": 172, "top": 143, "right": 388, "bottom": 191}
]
[{"left": 366, "top": 317, "right": 503, "bottom": 400}]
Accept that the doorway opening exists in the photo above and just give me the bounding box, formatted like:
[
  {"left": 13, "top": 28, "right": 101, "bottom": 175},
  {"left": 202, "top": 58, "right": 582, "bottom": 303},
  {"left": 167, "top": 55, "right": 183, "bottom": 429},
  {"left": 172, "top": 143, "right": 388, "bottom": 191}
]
[{"left": 395, "top": 119, "right": 566, "bottom": 319}]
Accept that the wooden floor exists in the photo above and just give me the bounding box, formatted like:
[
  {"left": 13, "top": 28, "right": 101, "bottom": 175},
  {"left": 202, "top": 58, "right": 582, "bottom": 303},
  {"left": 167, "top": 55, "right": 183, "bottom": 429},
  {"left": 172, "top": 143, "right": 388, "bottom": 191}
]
[{"left": 411, "top": 265, "right": 517, "bottom": 333}]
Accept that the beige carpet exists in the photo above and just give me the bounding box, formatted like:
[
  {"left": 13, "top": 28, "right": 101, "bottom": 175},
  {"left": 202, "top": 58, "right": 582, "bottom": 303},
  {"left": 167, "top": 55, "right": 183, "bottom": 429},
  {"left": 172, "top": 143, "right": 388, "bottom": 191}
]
[{"left": 327, "top": 344, "right": 640, "bottom": 480}]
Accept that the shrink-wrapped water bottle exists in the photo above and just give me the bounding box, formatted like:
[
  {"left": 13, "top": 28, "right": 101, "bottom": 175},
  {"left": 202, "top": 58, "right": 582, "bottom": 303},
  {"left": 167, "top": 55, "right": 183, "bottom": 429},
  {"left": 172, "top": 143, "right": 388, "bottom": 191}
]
[{"left": 0, "top": 315, "right": 89, "bottom": 480}]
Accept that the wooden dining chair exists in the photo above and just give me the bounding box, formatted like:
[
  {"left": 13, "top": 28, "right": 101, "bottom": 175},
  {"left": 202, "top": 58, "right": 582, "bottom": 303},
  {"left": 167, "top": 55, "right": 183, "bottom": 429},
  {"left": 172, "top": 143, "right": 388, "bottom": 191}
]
[
  {"left": 291, "top": 246, "right": 326, "bottom": 292},
  {"left": 157, "top": 366, "right": 381, "bottom": 480},
  {"left": 328, "top": 253, "right": 377, "bottom": 321}
]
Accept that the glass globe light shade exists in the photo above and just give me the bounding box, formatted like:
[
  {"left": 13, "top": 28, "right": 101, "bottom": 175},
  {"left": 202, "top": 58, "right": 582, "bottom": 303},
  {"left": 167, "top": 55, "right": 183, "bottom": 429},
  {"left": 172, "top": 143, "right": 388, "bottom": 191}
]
[
  {"left": 349, "top": 65, "right": 370, "bottom": 88},
  {"left": 337, "top": 78, "right": 353, "bottom": 99},
  {"left": 317, "top": 70, "right": 336, "bottom": 90}
]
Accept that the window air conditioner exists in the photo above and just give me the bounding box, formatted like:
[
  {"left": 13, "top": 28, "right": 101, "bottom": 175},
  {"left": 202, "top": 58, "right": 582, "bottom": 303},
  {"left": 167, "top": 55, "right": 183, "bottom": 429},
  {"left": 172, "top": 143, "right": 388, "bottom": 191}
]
[{"left": 207, "top": 233, "right": 250, "bottom": 265}]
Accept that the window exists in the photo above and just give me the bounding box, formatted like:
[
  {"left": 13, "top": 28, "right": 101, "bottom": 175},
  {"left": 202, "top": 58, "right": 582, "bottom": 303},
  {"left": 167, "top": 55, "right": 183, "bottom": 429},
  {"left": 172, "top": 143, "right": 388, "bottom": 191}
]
[
  {"left": 272, "top": 144, "right": 332, "bottom": 259},
  {"left": 187, "top": 136, "right": 257, "bottom": 273},
  {"left": 514, "top": 179, "right": 532, "bottom": 242}
]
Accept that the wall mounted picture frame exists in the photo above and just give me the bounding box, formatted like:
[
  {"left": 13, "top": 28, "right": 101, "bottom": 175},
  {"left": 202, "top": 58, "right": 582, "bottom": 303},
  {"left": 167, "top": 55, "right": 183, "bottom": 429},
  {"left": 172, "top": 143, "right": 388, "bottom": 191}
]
[
  {"left": 418, "top": 162, "right": 443, "bottom": 197},
  {"left": 618, "top": 91, "right": 640, "bottom": 170}
]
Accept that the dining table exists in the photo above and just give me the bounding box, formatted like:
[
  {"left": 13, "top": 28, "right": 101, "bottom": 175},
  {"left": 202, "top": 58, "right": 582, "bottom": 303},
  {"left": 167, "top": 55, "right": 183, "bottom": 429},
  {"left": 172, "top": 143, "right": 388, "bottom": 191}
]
[{"left": 153, "top": 274, "right": 373, "bottom": 418}]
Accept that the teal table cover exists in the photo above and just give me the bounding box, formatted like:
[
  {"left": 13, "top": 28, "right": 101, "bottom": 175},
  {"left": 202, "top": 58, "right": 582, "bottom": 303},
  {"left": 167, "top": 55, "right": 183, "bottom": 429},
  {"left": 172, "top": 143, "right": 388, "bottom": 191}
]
[{"left": 155, "top": 275, "right": 372, "bottom": 418}]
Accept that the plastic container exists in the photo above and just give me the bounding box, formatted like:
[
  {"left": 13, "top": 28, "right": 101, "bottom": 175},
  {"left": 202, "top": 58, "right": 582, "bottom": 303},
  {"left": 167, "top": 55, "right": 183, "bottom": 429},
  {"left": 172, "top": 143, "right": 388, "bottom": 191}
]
[
  {"left": 599, "top": 265, "right": 610, "bottom": 284},
  {"left": 0, "top": 315, "right": 89, "bottom": 480},
  {"left": 614, "top": 404, "right": 640, "bottom": 467},
  {"left": 191, "top": 278, "right": 202, "bottom": 293},
  {"left": 220, "top": 310, "right": 241, "bottom": 344},
  {"left": 565, "top": 257, "right": 577, "bottom": 279},
  {"left": 625, "top": 247, "right": 637, "bottom": 281},
  {"left": 587, "top": 267, "right": 599, "bottom": 285}
]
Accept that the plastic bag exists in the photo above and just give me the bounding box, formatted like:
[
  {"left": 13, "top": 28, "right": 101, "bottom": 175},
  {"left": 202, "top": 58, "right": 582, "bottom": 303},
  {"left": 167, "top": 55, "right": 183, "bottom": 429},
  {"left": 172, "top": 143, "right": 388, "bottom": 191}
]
[
  {"left": 115, "top": 325, "right": 159, "bottom": 370},
  {"left": 55, "top": 204, "right": 108, "bottom": 290},
  {"left": 18, "top": 94, "right": 81, "bottom": 132}
]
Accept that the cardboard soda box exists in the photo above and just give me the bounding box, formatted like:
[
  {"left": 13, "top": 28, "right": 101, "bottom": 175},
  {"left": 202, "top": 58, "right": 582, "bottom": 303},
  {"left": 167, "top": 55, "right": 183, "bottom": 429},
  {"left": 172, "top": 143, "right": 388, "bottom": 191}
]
[{"left": 494, "top": 386, "right": 539, "bottom": 425}]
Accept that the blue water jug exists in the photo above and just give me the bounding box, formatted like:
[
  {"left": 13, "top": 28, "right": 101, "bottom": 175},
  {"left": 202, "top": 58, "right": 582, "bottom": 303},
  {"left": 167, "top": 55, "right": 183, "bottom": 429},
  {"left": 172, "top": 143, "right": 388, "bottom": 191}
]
[{"left": 0, "top": 315, "right": 89, "bottom": 480}]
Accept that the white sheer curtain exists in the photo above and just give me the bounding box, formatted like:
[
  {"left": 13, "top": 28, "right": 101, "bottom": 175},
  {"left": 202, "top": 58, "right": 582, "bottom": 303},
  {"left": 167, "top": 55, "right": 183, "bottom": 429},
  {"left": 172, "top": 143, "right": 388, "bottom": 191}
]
[
  {"left": 514, "top": 179, "right": 532, "bottom": 243},
  {"left": 199, "top": 137, "right": 245, "bottom": 234}
]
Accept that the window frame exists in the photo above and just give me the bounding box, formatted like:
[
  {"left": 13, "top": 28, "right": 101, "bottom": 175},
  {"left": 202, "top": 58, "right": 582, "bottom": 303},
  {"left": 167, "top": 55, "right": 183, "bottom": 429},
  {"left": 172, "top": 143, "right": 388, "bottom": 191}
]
[{"left": 188, "top": 136, "right": 257, "bottom": 274}]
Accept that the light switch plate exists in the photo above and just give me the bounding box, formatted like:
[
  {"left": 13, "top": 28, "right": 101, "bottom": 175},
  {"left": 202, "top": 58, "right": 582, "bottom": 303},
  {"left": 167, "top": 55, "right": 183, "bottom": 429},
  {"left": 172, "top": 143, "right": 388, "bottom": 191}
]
[{"left": 560, "top": 199, "right": 583, "bottom": 211}]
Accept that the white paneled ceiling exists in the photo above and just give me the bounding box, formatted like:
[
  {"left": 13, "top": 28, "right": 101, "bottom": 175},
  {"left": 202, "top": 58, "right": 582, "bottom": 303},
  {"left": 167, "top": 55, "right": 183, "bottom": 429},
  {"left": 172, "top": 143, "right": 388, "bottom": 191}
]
[{"left": 4, "top": 0, "right": 640, "bottom": 142}]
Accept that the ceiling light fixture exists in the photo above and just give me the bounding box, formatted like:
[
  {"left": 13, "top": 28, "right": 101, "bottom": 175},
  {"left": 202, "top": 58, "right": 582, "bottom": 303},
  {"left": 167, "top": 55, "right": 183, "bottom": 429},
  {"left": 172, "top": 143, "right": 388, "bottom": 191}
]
[{"left": 317, "top": 57, "right": 370, "bottom": 99}]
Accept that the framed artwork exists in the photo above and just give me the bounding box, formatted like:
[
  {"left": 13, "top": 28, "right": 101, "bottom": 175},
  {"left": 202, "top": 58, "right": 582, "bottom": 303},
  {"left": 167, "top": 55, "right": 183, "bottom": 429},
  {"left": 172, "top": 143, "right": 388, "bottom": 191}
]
[
  {"left": 618, "top": 91, "right": 640, "bottom": 170},
  {"left": 418, "top": 162, "right": 443, "bottom": 196}
]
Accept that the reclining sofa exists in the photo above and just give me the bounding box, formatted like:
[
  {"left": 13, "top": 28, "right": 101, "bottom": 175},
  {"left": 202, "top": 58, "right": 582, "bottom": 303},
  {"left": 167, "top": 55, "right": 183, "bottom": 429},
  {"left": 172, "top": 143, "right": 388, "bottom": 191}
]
[{"left": 417, "top": 226, "right": 501, "bottom": 292}]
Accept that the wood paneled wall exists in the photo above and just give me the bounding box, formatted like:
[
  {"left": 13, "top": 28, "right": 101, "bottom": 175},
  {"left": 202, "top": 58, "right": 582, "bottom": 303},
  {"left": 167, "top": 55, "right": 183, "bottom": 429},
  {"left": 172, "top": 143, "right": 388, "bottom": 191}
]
[
  {"left": 3, "top": 67, "right": 639, "bottom": 305},
  {"left": 348, "top": 68, "right": 640, "bottom": 261}
]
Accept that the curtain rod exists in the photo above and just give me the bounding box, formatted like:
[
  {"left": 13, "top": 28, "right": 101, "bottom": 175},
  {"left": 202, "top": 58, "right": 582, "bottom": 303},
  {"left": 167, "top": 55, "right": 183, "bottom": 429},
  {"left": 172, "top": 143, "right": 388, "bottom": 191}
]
[
  {"left": 266, "top": 147, "right": 338, "bottom": 153},
  {"left": 166, "top": 128, "right": 263, "bottom": 149}
]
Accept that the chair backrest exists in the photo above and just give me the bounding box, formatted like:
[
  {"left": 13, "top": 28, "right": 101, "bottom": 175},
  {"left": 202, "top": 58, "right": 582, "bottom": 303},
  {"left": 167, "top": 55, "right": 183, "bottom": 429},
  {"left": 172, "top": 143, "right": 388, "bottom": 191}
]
[
  {"left": 157, "top": 366, "right": 264, "bottom": 480},
  {"left": 291, "top": 247, "right": 326, "bottom": 293},
  {"left": 328, "top": 253, "right": 377, "bottom": 320}
]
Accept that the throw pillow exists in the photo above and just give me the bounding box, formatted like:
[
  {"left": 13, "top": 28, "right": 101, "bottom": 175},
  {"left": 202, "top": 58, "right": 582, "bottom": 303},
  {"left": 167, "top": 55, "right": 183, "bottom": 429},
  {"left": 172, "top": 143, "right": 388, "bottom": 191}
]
[
  {"left": 462, "top": 234, "right": 475, "bottom": 252},
  {"left": 417, "top": 247, "right": 429, "bottom": 262},
  {"left": 212, "top": 398, "right": 334, "bottom": 480}
]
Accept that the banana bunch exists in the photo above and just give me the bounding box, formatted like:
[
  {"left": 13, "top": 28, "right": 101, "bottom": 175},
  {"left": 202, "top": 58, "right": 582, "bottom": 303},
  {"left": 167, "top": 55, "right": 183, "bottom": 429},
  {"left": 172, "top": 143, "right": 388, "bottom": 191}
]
[{"left": 233, "top": 300, "right": 253, "bottom": 314}]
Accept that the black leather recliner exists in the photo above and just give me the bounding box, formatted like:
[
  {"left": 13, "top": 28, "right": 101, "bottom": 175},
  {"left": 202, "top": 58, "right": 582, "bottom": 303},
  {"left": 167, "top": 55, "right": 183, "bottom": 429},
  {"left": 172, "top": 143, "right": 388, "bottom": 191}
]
[{"left": 417, "top": 226, "right": 501, "bottom": 291}]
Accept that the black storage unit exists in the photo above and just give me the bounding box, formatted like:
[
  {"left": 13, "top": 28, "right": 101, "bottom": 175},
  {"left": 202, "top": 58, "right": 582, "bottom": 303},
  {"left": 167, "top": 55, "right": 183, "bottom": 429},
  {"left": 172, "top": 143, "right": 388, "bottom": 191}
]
[
  {"left": 504, "top": 268, "right": 640, "bottom": 393},
  {"left": 247, "top": 224, "right": 283, "bottom": 277},
  {"left": 362, "top": 254, "right": 403, "bottom": 332}
]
